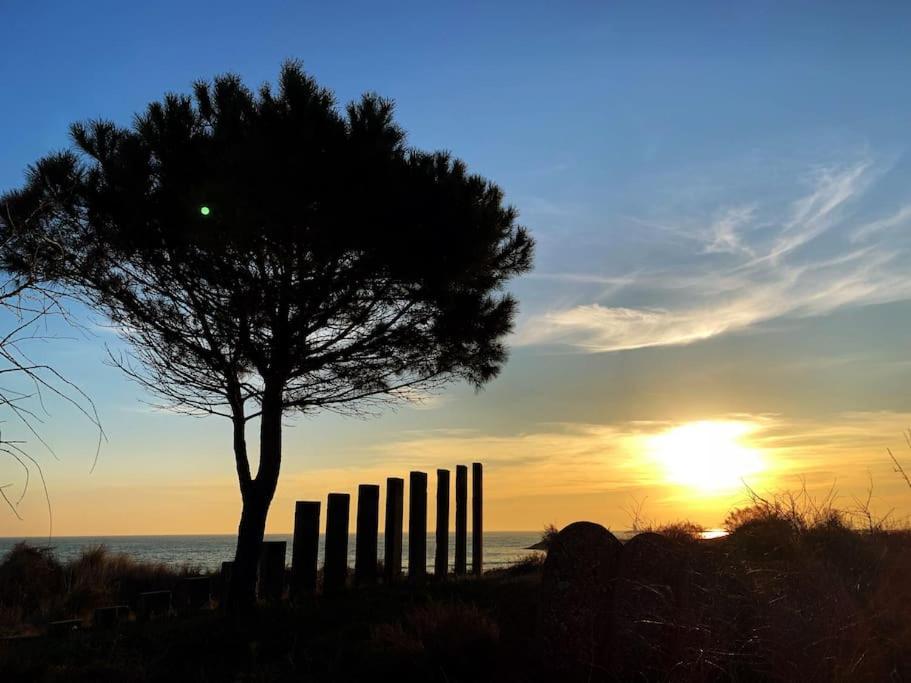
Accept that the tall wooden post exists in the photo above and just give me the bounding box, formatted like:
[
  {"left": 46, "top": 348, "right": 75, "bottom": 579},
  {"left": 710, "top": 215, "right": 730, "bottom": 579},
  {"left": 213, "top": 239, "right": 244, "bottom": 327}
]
[
  {"left": 324, "top": 493, "right": 350, "bottom": 594},
  {"left": 408, "top": 471, "right": 428, "bottom": 579},
  {"left": 355, "top": 484, "right": 380, "bottom": 584},
  {"left": 435, "top": 469, "right": 450, "bottom": 577},
  {"left": 472, "top": 462, "right": 483, "bottom": 576},
  {"left": 455, "top": 465, "right": 468, "bottom": 575},
  {"left": 384, "top": 477, "right": 404, "bottom": 582},
  {"left": 291, "top": 501, "right": 320, "bottom": 600}
]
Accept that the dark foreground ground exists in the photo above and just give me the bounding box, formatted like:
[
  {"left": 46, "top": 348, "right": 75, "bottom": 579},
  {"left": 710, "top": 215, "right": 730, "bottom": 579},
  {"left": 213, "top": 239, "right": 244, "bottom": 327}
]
[
  {"left": 0, "top": 557, "right": 538, "bottom": 683},
  {"left": 3, "top": 502, "right": 911, "bottom": 682}
]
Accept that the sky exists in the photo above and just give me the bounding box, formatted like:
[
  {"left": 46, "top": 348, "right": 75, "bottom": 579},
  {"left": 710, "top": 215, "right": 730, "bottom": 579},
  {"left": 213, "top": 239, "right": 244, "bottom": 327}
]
[{"left": 2, "top": 1, "right": 911, "bottom": 536}]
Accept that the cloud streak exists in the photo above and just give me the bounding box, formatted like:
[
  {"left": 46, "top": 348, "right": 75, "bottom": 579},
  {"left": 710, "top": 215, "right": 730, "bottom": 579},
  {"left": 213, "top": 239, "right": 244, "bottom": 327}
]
[
  {"left": 518, "top": 159, "right": 911, "bottom": 352},
  {"left": 317, "top": 412, "right": 911, "bottom": 523},
  {"left": 703, "top": 205, "right": 756, "bottom": 256},
  {"left": 851, "top": 204, "right": 911, "bottom": 243}
]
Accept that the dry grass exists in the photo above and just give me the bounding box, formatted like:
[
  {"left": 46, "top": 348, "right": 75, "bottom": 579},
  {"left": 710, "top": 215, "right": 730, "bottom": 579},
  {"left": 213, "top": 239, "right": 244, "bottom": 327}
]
[
  {"left": 0, "top": 542, "right": 200, "bottom": 635},
  {"left": 650, "top": 520, "right": 706, "bottom": 542},
  {"left": 529, "top": 481, "right": 911, "bottom": 681},
  {"left": 371, "top": 601, "right": 500, "bottom": 680},
  {"left": 636, "top": 489, "right": 911, "bottom": 681}
]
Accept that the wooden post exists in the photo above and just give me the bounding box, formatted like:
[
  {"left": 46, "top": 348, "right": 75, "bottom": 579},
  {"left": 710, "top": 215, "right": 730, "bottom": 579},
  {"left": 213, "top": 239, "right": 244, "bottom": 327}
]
[
  {"left": 178, "top": 576, "right": 212, "bottom": 610},
  {"left": 384, "top": 477, "right": 404, "bottom": 582},
  {"left": 93, "top": 605, "right": 128, "bottom": 628},
  {"left": 137, "top": 590, "right": 172, "bottom": 620},
  {"left": 257, "top": 541, "right": 286, "bottom": 602},
  {"left": 472, "top": 462, "right": 483, "bottom": 576},
  {"left": 435, "top": 469, "right": 450, "bottom": 577},
  {"left": 355, "top": 484, "right": 380, "bottom": 584},
  {"left": 324, "top": 493, "right": 350, "bottom": 594},
  {"left": 408, "top": 471, "right": 428, "bottom": 579},
  {"left": 48, "top": 619, "right": 82, "bottom": 636},
  {"left": 219, "top": 561, "right": 234, "bottom": 606},
  {"left": 291, "top": 501, "right": 320, "bottom": 600},
  {"left": 455, "top": 465, "right": 468, "bottom": 575}
]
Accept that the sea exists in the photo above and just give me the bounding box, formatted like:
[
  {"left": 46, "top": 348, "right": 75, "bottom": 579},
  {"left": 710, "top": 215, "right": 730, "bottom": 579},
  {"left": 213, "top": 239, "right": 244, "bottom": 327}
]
[
  {"left": 0, "top": 532, "right": 546, "bottom": 572},
  {"left": 0, "top": 529, "right": 726, "bottom": 572}
]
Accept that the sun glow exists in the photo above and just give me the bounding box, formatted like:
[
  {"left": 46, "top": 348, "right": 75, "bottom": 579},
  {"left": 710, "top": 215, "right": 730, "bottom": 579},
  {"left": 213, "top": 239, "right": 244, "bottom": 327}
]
[{"left": 647, "top": 420, "right": 765, "bottom": 492}]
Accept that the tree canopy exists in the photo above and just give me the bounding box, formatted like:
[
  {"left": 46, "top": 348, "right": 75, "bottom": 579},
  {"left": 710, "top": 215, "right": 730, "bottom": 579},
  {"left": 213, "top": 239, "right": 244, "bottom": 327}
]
[{"left": 2, "top": 62, "right": 532, "bottom": 420}]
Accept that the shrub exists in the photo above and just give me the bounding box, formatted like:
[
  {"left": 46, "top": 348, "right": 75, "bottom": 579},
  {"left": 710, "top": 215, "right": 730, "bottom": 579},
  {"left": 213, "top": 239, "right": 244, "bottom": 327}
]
[
  {"left": 724, "top": 483, "right": 843, "bottom": 535},
  {"left": 539, "top": 524, "right": 559, "bottom": 550},
  {"left": 0, "top": 543, "right": 64, "bottom": 632},
  {"left": 654, "top": 520, "right": 705, "bottom": 542},
  {"left": 372, "top": 602, "right": 500, "bottom": 680},
  {"left": 0, "top": 543, "right": 201, "bottom": 633},
  {"left": 409, "top": 602, "right": 499, "bottom": 660}
]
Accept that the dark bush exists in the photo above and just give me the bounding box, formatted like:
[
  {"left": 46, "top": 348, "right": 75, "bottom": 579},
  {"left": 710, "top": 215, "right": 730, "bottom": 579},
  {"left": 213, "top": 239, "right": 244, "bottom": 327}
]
[{"left": 0, "top": 543, "right": 64, "bottom": 631}]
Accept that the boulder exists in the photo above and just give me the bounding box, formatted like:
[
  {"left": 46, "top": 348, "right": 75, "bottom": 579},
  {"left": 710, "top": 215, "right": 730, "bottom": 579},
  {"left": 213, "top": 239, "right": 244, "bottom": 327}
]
[{"left": 538, "top": 521, "right": 622, "bottom": 679}]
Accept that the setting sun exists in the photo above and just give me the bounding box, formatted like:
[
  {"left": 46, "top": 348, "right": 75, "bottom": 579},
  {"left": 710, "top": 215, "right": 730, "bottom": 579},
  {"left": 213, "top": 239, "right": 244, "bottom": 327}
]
[{"left": 646, "top": 421, "right": 765, "bottom": 492}]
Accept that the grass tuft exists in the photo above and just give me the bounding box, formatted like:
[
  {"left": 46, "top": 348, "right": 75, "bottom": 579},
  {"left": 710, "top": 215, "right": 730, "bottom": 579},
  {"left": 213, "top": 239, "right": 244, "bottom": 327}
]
[{"left": 0, "top": 542, "right": 200, "bottom": 634}]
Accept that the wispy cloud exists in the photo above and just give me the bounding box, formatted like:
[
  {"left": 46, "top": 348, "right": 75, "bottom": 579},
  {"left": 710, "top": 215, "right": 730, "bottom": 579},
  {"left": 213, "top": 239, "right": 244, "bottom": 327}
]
[
  {"left": 703, "top": 205, "right": 756, "bottom": 256},
  {"left": 851, "top": 204, "right": 911, "bottom": 243},
  {"left": 517, "top": 159, "right": 911, "bottom": 352},
  {"left": 519, "top": 305, "right": 720, "bottom": 351},
  {"left": 299, "top": 412, "right": 911, "bottom": 521},
  {"left": 763, "top": 160, "right": 871, "bottom": 263}
]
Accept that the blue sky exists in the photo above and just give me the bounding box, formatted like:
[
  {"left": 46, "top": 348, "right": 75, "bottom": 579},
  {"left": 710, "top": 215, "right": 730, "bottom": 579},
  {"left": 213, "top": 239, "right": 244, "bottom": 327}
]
[{"left": 3, "top": 1, "right": 911, "bottom": 535}]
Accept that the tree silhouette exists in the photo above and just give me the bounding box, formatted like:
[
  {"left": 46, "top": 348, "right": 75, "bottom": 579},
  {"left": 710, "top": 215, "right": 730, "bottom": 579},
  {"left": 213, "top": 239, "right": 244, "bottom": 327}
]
[
  {"left": 0, "top": 213, "right": 102, "bottom": 528},
  {"left": 0, "top": 61, "right": 534, "bottom": 609}
]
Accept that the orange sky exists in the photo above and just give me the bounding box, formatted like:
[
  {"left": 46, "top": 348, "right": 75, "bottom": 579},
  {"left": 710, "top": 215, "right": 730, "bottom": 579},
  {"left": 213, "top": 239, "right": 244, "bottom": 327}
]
[{"left": 5, "top": 406, "right": 911, "bottom": 537}]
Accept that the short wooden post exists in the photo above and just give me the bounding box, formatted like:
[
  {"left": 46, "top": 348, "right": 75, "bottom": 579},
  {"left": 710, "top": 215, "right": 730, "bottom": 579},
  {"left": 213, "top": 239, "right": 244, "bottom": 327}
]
[
  {"left": 324, "top": 492, "right": 350, "bottom": 594},
  {"left": 384, "top": 477, "right": 404, "bottom": 582},
  {"left": 291, "top": 501, "right": 320, "bottom": 600},
  {"left": 178, "top": 576, "right": 212, "bottom": 610},
  {"left": 455, "top": 465, "right": 468, "bottom": 575},
  {"left": 93, "top": 605, "right": 128, "bottom": 628},
  {"left": 137, "top": 590, "right": 172, "bottom": 620},
  {"left": 219, "top": 561, "right": 234, "bottom": 606},
  {"left": 355, "top": 484, "right": 380, "bottom": 584},
  {"left": 257, "top": 541, "right": 286, "bottom": 602},
  {"left": 48, "top": 619, "right": 82, "bottom": 636},
  {"left": 435, "top": 469, "right": 450, "bottom": 577},
  {"left": 408, "top": 471, "right": 428, "bottom": 579},
  {"left": 472, "top": 462, "right": 483, "bottom": 576}
]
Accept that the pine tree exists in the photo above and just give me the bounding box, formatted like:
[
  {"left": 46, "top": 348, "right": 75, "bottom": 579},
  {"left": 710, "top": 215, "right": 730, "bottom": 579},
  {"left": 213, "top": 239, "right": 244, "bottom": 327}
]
[{"left": 0, "top": 61, "right": 534, "bottom": 609}]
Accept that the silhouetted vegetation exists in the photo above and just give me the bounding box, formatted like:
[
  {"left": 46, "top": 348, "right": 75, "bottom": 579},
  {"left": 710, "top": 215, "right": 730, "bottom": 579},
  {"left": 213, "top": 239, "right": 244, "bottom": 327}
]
[
  {"left": 0, "top": 217, "right": 102, "bottom": 525},
  {"left": 0, "top": 61, "right": 533, "bottom": 609},
  {"left": 0, "top": 543, "right": 198, "bottom": 636},
  {"left": 3, "top": 498, "right": 911, "bottom": 680}
]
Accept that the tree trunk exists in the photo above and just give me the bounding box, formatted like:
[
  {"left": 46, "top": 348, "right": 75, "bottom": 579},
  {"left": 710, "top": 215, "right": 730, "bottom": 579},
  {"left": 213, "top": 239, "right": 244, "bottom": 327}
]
[
  {"left": 227, "top": 387, "right": 284, "bottom": 612},
  {"left": 228, "top": 487, "right": 270, "bottom": 611}
]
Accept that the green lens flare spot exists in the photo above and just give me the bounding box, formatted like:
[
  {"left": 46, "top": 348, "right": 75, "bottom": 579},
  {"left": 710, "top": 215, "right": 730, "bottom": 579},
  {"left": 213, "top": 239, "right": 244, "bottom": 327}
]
[{"left": 200, "top": 206, "right": 211, "bottom": 216}]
